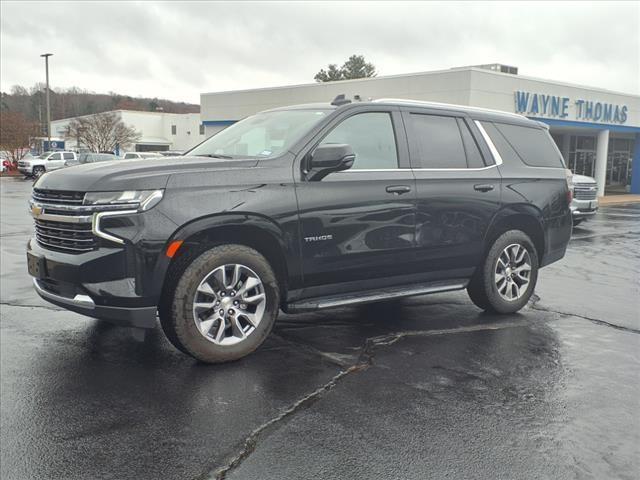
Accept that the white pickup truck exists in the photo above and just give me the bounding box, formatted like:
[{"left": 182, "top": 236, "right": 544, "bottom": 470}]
[{"left": 18, "top": 151, "right": 77, "bottom": 178}]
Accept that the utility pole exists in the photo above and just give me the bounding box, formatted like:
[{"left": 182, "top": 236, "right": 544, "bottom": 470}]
[{"left": 41, "top": 53, "right": 53, "bottom": 149}]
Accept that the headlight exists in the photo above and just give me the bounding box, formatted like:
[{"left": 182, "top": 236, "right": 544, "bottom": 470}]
[{"left": 83, "top": 189, "right": 164, "bottom": 212}]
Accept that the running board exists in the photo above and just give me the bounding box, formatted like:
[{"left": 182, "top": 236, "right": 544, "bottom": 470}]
[{"left": 285, "top": 280, "right": 467, "bottom": 312}]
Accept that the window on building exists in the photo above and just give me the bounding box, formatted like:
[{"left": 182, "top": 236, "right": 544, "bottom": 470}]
[
  {"left": 199, "top": 124, "right": 205, "bottom": 135},
  {"left": 409, "top": 114, "right": 467, "bottom": 169},
  {"left": 171, "top": 125, "right": 177, "bottom": 135},
  {"left": 320, "top": 112, "right": 398, "bottom": 170}
]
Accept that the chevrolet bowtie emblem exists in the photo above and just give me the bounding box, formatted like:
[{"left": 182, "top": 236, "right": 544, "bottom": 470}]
[{"left": 31, "top": 205, "right": 43, "bottom": 217}]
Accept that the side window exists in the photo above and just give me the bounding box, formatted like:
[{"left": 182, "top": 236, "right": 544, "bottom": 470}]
[
  {"left": 320, "top": 112, "right": 398, "bottom": 170},
  {"left": 457, "top": 119, "right": 486, "bottom": 168},
  {"left": 409, "top": 114, "right": 466, "bottom": 169},
  {"left": 49, "top": 153, "right": 62, "bottom": 160},
  {"left": 63, "top": 153, "right": 74, "bottom": 160},
  {"left": 124, "top": 153, "right": 135, "bottom": 159},
  {"left": 490, "top": 122, "right": 565, "bottom": 168}
]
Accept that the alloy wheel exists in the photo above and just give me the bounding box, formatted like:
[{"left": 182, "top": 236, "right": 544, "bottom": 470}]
[
  {"left": 494, "top": 243, "right": 532, "bottom": 301},
  {"left": 192, "top": 263, "right": 266, "bottom": 345}
]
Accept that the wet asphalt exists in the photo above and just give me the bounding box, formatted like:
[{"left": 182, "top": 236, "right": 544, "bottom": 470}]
[{"left": 0, "top": 176, "right": 638, "bottom": 480}]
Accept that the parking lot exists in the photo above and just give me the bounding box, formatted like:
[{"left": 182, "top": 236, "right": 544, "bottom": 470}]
[{"left": 1, "top": 176, "right": 638, "bottom": 480}]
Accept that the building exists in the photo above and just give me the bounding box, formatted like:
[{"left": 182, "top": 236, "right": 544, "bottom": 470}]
[
  {"left": 201, "top": 65, "right": 640, "bottom": 195},
  {"left": 51, "top": 110, "right": 205, "bottom": 153}
]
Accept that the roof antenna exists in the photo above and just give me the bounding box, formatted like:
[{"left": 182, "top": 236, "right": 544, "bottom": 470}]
[{"left": 331, "top": 94, "right": 351, "bottom": 106}]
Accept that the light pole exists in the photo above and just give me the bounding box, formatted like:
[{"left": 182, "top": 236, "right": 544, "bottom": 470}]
[{"left": 41, "top": 53, "right": 53, "bottom": 149}]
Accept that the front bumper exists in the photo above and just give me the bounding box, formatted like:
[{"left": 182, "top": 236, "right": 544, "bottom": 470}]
[
  {"left": 26, "top": 208, "right": 175, "bottom": 328},
  {"left": 570, "top": 198, "right": 598, "bottom": 220},
  {"left": 32, "top": 277, "right": 157, "bottom": 328},
  {"left": 18, "top": 166, "right": 32, "bottom": 175}
]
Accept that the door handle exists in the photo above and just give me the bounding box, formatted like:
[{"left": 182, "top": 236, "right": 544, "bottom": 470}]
[
  {"left": 386, "top": 185, "right": 412, "bottom": 195},
  {"left": 474, "top": 184, "right": 495, "bottom": 192}
]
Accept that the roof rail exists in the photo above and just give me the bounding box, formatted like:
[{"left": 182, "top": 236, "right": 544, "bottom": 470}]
[
  {"left": 331, "top": 94, "right": 351, "bottom": 106},
  {"left": 372, "top": 98, "right": 525, "bottom": 119}
]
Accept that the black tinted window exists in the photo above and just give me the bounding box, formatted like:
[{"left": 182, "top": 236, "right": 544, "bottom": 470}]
[
  {"left": 321, "top": 112, "right": 398, "bottom": 169},
  {"left": 409, "top": 114, "right": 466, "bottom": 169},
  {"left": 63, "top": 153, "right": 74, "bottom": 160},
  {"left": 493, "top": 122, "right": 564, "bottom": 168},
  {"left": 457, "top": 119, "right": 486, "bottom": 168}
]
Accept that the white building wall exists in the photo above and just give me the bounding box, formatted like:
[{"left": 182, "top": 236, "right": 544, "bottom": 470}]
[
  {"left": 467, "top": 69, "right": 640, "bottom": 126},
  {"left": 51, "top": 110, "right": 204, "bottom": 152},
  {"left": 201, "top": 68, "right": 474, "bottom": 122}
]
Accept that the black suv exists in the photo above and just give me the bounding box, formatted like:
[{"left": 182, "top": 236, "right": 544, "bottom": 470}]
[{"left": 27, "top": 98, "right": 572, "bottom": 363}]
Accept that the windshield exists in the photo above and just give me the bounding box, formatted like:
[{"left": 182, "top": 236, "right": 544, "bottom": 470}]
[
  {"left": 38, "top": 153, "right": 50, "bottom": 159},
  {"left": 188, "top": 109, "right": 329, "bottom": 159}
]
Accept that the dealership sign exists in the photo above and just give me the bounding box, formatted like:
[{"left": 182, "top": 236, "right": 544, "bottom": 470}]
[{"left": 514, "top": 91, "right": 628, "bottom": 124}]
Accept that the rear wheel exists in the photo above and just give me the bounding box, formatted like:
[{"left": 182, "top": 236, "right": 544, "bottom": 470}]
[
  {"left": 160, "top": 244, "right": 279, "bottom": 363},
  {"left": 467, "top": 230, "right": 538, "bottom": 314}
]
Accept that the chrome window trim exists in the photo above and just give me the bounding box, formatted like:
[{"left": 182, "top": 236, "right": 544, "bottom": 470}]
[
  {"left": 337, "top": 164, "right": 498, "bottom": 173},
  {"left": 92, "top": 210, "right": 138, "bottom": 245},
  {"left": 474, "top": 120, "right": 504, "bottom": 166}
]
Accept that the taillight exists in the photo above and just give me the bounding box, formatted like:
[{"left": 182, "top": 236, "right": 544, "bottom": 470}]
[{"left": 565, "top": 169, "right": 573, "bottom": 204}]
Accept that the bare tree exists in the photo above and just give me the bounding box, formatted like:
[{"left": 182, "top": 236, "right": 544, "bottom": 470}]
[
  {"left": 63, "top": 112, "right": 140, "bottom": 152},
  {"left": 0, "top": 111, "right": 36, "bottom": 165}
]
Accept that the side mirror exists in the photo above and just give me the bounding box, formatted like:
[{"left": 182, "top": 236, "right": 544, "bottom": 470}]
[{"left": 306, "top": 144, "right": 355, "bottom": 181}]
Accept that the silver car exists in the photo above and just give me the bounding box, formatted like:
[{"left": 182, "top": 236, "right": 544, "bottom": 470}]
[{"left": 570, "top": 174, "right": 598, "bottom": 226}]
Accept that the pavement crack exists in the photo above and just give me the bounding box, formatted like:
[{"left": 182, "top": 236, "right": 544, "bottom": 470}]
[
  {"left": 208, "top": 318, "right": 530, "bottom": 479},
  {"left": 529, "top": 295, "right": 639, "bottom": 334}
]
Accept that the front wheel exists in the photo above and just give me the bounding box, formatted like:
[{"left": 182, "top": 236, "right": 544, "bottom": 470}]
[
  {"left": 467, "top": 230, "right": 539, "bottom": 314},
  {"left": 32, "top": 166, "right": 45, "bottom": 178},
  {"left": 160, "top": 244, "right": 280, "bottom": 363}
]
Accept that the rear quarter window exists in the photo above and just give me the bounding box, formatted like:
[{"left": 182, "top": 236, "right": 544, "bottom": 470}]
[{"left": 489, "top": 122, "right": 565, "bottom": 168}]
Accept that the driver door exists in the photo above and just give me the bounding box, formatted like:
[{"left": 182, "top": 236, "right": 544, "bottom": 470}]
[
  {"left": 295, "top": 107, "right": 417, "bottom": 297},
  {"left": 47, "top": 152, "right": 65, "bottom": 170}
]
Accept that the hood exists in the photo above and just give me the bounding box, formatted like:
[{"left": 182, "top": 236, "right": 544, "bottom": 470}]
[
  {"left": 571, "top": 173, "right": 597, "bottom": 184},
  {"left": 35, "top": 155, "right": 259, "bottom": 192}
]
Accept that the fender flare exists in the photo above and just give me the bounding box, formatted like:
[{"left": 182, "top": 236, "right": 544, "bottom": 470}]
[
  {"left": 483, "top": 203, "right": 546, "bottom": 255},
  {"left": 151, "top": 212, "right": 292, "bottom": 295}
]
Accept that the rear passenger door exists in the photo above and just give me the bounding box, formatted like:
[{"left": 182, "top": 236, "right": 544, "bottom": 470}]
[
  {"left": 402, "top": 108, "right": 502, "bottom": 279},
  {"left": 296, "top": 107, "right": 417, "bottom": 295}
]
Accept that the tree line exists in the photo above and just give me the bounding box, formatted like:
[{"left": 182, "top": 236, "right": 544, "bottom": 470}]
[{"left": 1, "top": 84, "right": 199, "bottom": 135}]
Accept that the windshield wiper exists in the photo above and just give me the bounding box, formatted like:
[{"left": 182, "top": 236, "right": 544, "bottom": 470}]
[{"left": 199, "top": 153, "right": 234, "bottom": 159}]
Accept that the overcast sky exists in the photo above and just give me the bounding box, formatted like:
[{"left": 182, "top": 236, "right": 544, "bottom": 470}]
[{"left": 1, "top": 1, "right": 638, "bottom": 104}]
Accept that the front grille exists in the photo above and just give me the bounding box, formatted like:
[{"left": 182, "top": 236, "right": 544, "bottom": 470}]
[
  {"left": 574, "top": 183, "right": 598, "bottom": 200},
  {"left": 31, "top": 189, "right": 95, "bottom": 254},
  {"left": 32, "top": 188, "right": 85, "bottom": 205},
  {"left": 35, "top": 219, "right": 96, "bottom": 253}
]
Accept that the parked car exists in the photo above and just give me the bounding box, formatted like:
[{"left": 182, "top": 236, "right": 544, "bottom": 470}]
[
  {"left": 569, "top": 174, "right": 598, "bottom": 226},
  {"left": 18, "top": 151, "right": 77, "bottom": 177},
  {"left": 27, "top": 97, "right": 572, "bottom": 363},
  {"left": 122, "top": 152, "right": 164, "bottom": 160},
  {"left": 65, "top": 152, "right": 120, "bottom": 166}
]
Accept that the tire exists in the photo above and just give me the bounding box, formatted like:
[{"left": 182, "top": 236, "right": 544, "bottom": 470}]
[
  {"left": 32, "top": 166, "right": 45, "bottom": 178},
  {"left": 467, "top": 230, "right": 539, "bottom": 314},
  {"left": 572, "top": 219, "right": 584, "bottom": 227},
  {"left": 160, "top": 244, "right": 280, "bottom": 363}
]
